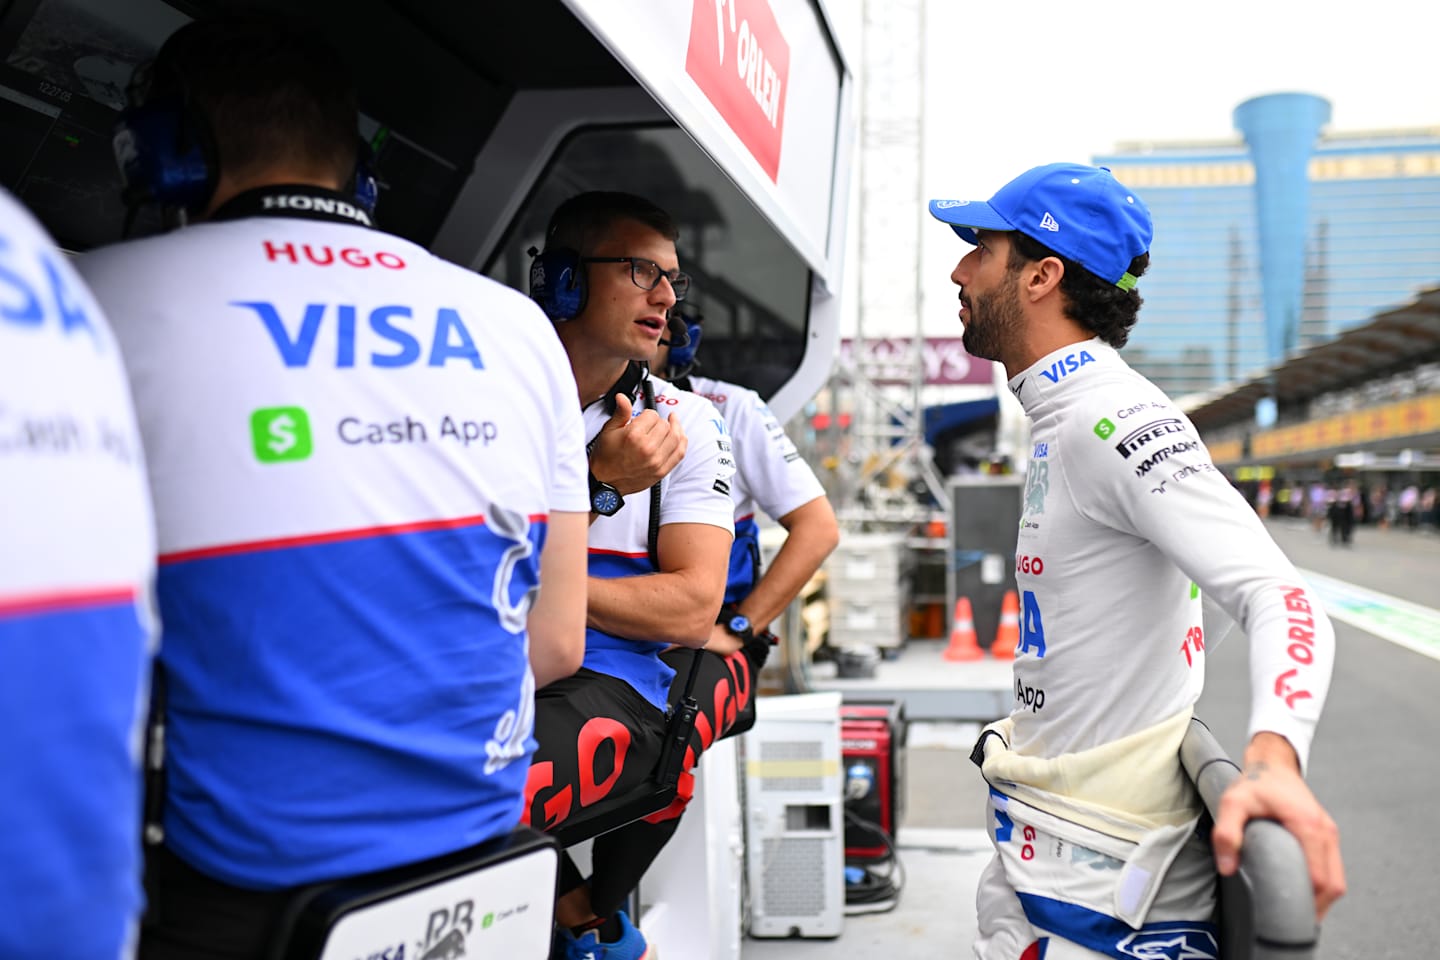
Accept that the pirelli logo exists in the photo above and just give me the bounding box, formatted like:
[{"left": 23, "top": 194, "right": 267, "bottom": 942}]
[{"left": 1115, "top": 418, "right": 1187, "bottom": 459}]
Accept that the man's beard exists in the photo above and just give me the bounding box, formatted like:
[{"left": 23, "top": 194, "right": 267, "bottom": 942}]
[{"left": 962, "top": 274, "right": 1023, "bottom": 362}]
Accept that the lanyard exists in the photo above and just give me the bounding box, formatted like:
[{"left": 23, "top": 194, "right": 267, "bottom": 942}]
[{"left": 209, "top": 184, "right": 374, "bottom": 227}]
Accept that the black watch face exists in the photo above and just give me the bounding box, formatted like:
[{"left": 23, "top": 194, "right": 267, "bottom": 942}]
[
  {"left": 729, "top": 614, "right": 751, "bottom": 634},
  {"left": 592, "top": 487, "right": 622, "bottom": 516}
]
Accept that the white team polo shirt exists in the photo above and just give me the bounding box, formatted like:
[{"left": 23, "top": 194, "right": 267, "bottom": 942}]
[
  {"left": 79, "top": 208, "right": 588, "bottom": 888},
  {"left": 581, "top": 369, "right": 734, "bottom": 709},
  {"left": 686, "top": 374, "right": 825, "bottom": 601},
  {"left": 1, "top": 188, "right": 156, "bottom": 957}
]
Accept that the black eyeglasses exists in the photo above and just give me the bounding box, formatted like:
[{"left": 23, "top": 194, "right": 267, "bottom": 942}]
[{"left": 582, "top": 256, "right": 690, "bottom": 300}]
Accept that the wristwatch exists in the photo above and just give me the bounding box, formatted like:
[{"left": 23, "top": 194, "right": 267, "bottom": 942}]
[
  {"left": 588, "top": 470, "right": 623, "bottom": 517},
  {"left": 719, "top": 604, "right": 754, "bottom": 642}
]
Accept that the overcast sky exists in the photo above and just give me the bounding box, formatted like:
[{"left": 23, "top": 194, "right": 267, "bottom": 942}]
[{"left": 879, "top": 0, "right": 1440, "bottom": 339}]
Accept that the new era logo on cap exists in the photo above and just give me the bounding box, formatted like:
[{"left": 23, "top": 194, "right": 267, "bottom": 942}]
[{"left": 927, "top": 162, "right": 1153, "bottom": 289}]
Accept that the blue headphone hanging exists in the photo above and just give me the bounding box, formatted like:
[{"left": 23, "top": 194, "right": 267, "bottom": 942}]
[{"left": 528, "top": 247, "right": 586, "bottom": 321}]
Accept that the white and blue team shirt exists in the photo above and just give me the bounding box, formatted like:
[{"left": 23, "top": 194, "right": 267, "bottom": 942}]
[
  {"left": 1009, "top": 339, "right": 1333, "bottom": 770},
  {"left": 1, "top": 189, "right": 156, "bottom": 958},
  {"left": 78, "top": 202, "right": 589, "bottom": 890},
  {"left": 685, "top": 375, "right": 825, "bottom": 602},
  {"left": 583, "top": 370, "right": 734, "bottom": 709}
]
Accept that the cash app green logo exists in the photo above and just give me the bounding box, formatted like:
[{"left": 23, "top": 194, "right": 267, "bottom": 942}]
[
  {"left": 1093, "top": 417, "right": 1116, "bottom": 440},
  {"left": 251, "top": 406, "right": 313, "bottom": 463}
]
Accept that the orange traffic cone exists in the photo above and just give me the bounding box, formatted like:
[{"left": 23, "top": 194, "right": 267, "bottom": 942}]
[
  {"left": 943, "top": 596, "right": 984, "bottom": 661},
  {"left": 992, "top": 590, "right": 1020, "bottom": 660}
]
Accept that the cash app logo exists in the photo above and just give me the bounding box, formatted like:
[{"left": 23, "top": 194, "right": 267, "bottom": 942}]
[{"left": 251, "top": 406, "right": 313, "bottom": 463}]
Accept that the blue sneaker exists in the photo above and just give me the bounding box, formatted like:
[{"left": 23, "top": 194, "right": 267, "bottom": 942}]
[{"left": 559, "top": 910, "right": 653, "bottom": 960}]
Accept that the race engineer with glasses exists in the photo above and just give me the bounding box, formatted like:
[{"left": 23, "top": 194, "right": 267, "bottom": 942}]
[
  {"left": 523, "top": 191, "right": 745, "bottom": 960},
  {"left": 0, "top": 186, "right": 157, "bottom": 960},
  {"left": 76, "top": 14, "right": 590, "bottom": 958},
  {"left": 929, "top": 164, "right": 1344, "bottom": 959}
]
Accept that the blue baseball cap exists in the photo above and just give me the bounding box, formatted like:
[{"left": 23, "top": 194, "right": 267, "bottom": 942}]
[{"left": 928, "top": 163, "right": 1152, "bottom": 291}]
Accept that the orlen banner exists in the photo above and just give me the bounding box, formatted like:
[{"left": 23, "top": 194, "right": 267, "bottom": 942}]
[
  {"left": 560, "top": 0, "right": 844, "bottom": 283},
  {"left": 685, "top": 0, "right": 790, "bottom": 182},
  {"left": 840, "top": 337, "right": 997, "bottom": 386}
]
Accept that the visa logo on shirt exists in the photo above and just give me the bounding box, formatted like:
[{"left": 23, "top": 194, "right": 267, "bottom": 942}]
[
  {"left": 0, "top": 236, "right": 102, "bottom": 348},
  {"left": 235, "top": 301, "right": 484, "bottom": 369},
  {"left": 1038, "top": 349, "right": 1095, "bottom": 383}
]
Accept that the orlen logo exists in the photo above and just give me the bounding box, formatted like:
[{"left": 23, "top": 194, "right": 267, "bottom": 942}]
[
  {"left": 1274, "top": 586, "right": 1319, "bottom": 709},
  {"left": 1114, "top": 418, "right": 1186, "bottom": 459},
  {"left": 686, "top": 0, "right": 790, "bottom": 181},
  {"left": 1016, "top": 555, "right": 1043, "bottom": 575}
]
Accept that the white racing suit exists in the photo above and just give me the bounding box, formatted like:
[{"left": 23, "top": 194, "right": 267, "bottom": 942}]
[
  {"left": 973, "top": 713, "right": 1216, "bottom": 960},
  {"left": 972, "top": 340, "right": 1336, "bottom": 959}
]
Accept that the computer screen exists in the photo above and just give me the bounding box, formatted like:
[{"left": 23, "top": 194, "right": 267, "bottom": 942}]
[
  {"left": 0, "top": 0, "right": 481, "bottom": 251},
  {"left": 0, "top": 0, "right": 186, "bottom": 249}
]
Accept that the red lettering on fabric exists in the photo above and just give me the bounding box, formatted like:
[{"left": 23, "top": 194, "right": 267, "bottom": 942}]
[
  {"left": 712, "top": 679, "right": 736, "bottom": 736},
  {"left": 726, "top": 651, "right": 752, "bottom": 713},
  {"left": 521, "top": 761, "right": 572, "bottom": 829},
  {"left": 685, "top": 0, "right": 790, "bottom": 181},
  {"left": 693, "top": 709, "right": 715, "bottom": 756},
  {"left": 263, "top": 240, "right": 298, "bottom": 263},
  {"left": 1282, "top": 585, "right": 1318, "bottom": 669},
  {"left": 576, "top": 717, "right": 631, "bottom": 807},
  {"left": 1274, "top": 668, "right": 1314, "bottom": 709},
  {"left": 262, "top": 241, "right": 406, "bottom": 269}
]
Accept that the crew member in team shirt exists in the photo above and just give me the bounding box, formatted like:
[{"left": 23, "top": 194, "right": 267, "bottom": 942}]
[
  {"left": 0, "top": 185, "right": 157, "bottom": 960},
  {"left": 77, "top": 14, "right": 589, "bottom": 958},
  {"left": 656, "top": 309, "right": 839, "bottom": 667},
  {"left": 522, "top": 191, "right": 738, "bottom": 960}
]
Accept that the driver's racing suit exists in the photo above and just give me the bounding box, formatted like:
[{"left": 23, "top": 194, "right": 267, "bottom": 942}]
[{"left": 973, "top": 339, "right": 1334, "bottom": 960}]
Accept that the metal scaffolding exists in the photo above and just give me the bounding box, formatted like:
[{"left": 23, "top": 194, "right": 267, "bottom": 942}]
[{"left": 828, "top": 0, "right": 947, "bottom": 528}]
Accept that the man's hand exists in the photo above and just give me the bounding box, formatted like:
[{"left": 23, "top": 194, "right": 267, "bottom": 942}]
[
  {"left": 589, "top": 394, "right": 686, "bottom": 495},
  {"left": 704, "top": 621, "right": 744, "bottom": 656},
  {"left": 1211, "top": 732, "right": 1345, "bottom": 922}
]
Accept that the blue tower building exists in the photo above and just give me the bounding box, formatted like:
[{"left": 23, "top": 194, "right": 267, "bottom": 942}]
[
  {"left": 1233, "top": 93, "right": 1332, "bottom": 367},
  {"left": 1095, "top": 94, "right": 1440, "bottom": 398}
]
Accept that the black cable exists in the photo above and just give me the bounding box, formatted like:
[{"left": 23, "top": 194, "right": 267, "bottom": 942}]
[{"left": 842, "top": 808, "right": 905, "bottom": 914}]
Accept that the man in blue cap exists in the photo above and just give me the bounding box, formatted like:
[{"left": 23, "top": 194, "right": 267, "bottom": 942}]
[{"left": 930, "top": 163, "right": 1344, "bottom": 958}]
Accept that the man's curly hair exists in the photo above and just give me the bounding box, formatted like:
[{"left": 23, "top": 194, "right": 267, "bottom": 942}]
[{"left": 1007, "top": 232, "right": 1149, "bottom": 348}]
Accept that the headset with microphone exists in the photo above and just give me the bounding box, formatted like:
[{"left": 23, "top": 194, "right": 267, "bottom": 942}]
[
  {"left": 661, "top": 310, "right": 702, "bottom": 374},
  {"left": 527, "top": 246, "right": 587, "bottom": 321},
  {"left": 114, "top": 39, "right": 378, "bottom": 219},
  {"left": 528, "top": 247, "right": 699, "bottom": 361}
]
